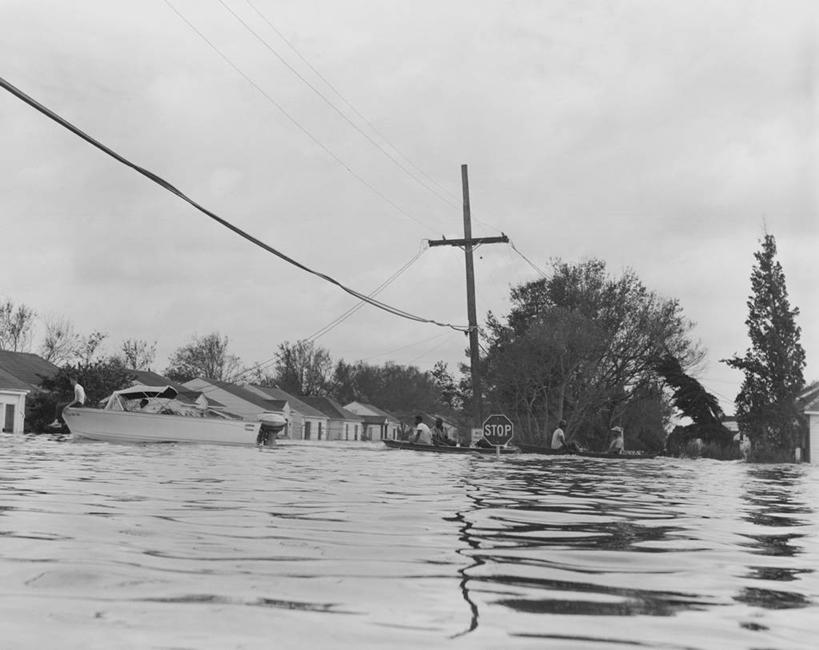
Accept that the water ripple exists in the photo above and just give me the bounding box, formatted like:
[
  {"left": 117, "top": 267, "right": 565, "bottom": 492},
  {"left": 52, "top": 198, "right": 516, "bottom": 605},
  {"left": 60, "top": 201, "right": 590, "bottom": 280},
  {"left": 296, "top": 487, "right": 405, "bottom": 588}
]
[{"left": 1, "top": 435, "right": 817, "bottom": 649}]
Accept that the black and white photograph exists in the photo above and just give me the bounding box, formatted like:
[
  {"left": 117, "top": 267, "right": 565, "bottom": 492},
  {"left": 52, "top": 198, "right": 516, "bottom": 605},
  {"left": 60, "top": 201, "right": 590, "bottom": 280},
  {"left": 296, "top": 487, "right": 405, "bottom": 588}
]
[{"left": 1, "top": 1, "right": 817, "bottom": 648}]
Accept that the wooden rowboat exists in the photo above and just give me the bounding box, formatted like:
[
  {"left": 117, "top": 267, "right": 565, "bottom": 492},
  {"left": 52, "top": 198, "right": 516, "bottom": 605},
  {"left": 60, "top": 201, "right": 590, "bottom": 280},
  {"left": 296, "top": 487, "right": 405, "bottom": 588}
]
[{"left": 383, "top": 440, "right": 519, "bottom": 454}]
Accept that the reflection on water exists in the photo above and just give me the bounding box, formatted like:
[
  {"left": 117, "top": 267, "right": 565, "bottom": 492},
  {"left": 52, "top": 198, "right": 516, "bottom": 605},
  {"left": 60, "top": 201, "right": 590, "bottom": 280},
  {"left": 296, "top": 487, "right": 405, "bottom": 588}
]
[{"left": 1, "top": 436, "right": 817, "bottom": 649}]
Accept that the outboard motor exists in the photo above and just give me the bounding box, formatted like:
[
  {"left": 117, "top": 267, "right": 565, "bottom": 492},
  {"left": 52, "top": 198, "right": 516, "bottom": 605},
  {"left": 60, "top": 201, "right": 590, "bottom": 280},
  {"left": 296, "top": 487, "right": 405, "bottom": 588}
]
[{"left": 256, "top": 413, "right": 287, "bottom": 447}]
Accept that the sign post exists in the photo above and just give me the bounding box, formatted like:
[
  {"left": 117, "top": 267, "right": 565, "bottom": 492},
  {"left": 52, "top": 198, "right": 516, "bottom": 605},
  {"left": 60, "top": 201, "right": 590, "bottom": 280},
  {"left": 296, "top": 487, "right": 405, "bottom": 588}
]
[{"left": 482, "top": 414, "right": 514, "bottom": 457}]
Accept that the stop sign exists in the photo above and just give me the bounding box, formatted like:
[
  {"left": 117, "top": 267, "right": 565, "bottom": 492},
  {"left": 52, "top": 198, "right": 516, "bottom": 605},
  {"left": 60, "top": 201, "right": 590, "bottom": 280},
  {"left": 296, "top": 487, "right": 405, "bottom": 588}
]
[{"left": 482, "top": 414, "right": 514, "bottom": 446}]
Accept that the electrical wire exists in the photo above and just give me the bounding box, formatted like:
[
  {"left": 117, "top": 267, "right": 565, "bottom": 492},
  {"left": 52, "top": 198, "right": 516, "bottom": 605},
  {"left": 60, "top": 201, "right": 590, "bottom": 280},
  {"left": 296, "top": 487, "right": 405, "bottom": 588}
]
[
  {"left": 0, "top": 75, "right": 470, "bottom": 334},
  {"left": 360, "top": 331, "right": 450, "bottom": 362},
  {"left": 218, "top": 0, "right": 458, "bottom": 211},
  {"left": 242, "top": 0, "right": 459, "bottom": 206},
  {"left": 307, "top": 240, "right": 428, "bottom": 341},
  {"left": 163, "top": 0, "right": 437, "bottom": 231},
  {"left": 224, "top": 241, "right": 430, "bottom": 383},
  {"left": 509, "top": 239, "right": 549, "bottom": 279}
]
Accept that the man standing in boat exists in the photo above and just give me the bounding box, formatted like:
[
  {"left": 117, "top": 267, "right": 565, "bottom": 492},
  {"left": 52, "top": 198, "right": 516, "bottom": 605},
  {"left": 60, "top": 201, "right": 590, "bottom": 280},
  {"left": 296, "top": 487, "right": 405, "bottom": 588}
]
[{"left": 411, "top": 414, "right": 433, "bottom": 445}]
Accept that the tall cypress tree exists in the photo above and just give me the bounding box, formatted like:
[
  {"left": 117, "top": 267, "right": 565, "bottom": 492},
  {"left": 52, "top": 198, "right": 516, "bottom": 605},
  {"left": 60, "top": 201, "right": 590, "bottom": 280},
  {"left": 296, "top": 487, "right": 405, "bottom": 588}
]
[{"left": 724, "top": 234, "right": 805, "bottom": 460}]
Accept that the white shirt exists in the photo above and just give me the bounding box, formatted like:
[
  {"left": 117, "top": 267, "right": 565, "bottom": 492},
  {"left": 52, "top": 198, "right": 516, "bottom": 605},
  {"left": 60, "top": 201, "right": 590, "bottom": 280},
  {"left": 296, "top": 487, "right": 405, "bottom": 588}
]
[
  {"left": 551, "top": 428, "right": 566, "bottom": 449},
  {"left": 74, "top": 383, "right": 86, "bottom": 405},
  {"left": 413, "top": 423, "right": 432, "bottom": 445},
  {"left": 608, "top": 434, "right": 624, "bottom": 453}
]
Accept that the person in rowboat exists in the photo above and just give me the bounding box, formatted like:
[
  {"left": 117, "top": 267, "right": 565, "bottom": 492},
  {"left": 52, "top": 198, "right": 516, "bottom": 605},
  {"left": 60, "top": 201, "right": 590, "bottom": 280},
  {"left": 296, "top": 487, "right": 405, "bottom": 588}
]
[
  {"left": 607, "top": 426, "right": 625, "bottom": 454},
  {"left": 551, "top": 419, "right": 579, "bottom": 452},
  {"left": 411, "top": 414, "right": 433, "bottom": 445},
  {"left": 551, "top": 420, "right": 567, "bottom": 449},
  {"left": 432, "top": 417, "right": 456, "bottom": 446}
]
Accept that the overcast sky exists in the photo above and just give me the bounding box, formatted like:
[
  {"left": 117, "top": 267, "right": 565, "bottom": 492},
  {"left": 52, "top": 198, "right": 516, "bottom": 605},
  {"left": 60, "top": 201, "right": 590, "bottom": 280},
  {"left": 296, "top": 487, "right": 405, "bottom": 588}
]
[{"left": 1, "top": 0, "right": 816, "bottom": 412}]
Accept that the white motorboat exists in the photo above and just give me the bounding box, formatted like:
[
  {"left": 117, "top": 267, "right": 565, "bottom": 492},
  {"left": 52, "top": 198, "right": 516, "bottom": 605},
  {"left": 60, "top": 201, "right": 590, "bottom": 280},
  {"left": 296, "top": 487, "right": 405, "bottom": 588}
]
[{"left": 64, "top": 384, "right": 266, "bottom": 446}]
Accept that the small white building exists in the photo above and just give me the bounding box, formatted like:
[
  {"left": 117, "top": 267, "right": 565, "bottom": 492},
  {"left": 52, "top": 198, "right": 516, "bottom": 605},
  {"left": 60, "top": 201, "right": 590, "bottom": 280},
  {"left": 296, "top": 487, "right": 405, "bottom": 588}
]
[
  {"left": 300, "top": 396, "right": 361, "bottom": 441},
  {"left": 344, "top": 401, "right": 401, "bottom": 441},
  {"left": 802, "top": 388, "right": 819, "bottom": 465},
  {"left": 244, "top": 384, "right": 329, "bottom": 441},
  {"left": 0, "top": 351, "right": 60, "bottom": 434}
]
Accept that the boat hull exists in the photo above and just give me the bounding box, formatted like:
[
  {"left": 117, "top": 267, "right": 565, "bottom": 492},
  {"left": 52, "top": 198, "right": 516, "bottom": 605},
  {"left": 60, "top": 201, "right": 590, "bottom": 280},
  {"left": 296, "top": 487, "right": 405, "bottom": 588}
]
[
  {"left": 65, "top": 407, "right": 263, "bottom": 446},
  {"left": 517, "top": 443, "right": 657, "bottom": 459},
  {"left": 383, "top": 440, "right": 518, "bottom": 454}
]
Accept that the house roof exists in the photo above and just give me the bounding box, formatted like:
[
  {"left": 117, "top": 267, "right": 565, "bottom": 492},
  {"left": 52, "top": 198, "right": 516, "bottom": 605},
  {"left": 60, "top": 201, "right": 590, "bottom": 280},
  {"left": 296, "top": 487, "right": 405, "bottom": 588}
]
[
  {"left": 359, "top": 414, "right": 389, "bottom": 425},
  {"left": 0, "top": 367, "right": 30, "bottom": 391},
  {"left": 345, "top": 401, "right": 400, "bottom": 422},
  {"left": 126, "top": 369, "right": 222, "bottom": 405},
  {"left": 299, "top": 396, "right": 359, "bottom": 421},
  {"left": 0, "top": 350, "right": 59, "bottom": 390},
  {"left": 805, "top": 394, "right": 819, "bottom": 414},
  {"left": 249, "top": 385, "right": 327, "bottom": 419},
  {"left": 798, "top": 381, "right": 819, "bottom": 411},
  {"left": 203, "top": 380, "right": 290, "bottom": 412}
]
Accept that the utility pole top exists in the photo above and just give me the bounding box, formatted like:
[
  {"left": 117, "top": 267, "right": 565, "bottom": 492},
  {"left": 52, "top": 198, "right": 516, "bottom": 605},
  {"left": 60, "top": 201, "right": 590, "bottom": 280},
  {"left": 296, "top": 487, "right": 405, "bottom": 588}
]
[
  {"left": 428, "top": 234, "right": 508, "bottom": 247},
  {"left": 427, "top": 165, "right": 508, "bottom": 428}
]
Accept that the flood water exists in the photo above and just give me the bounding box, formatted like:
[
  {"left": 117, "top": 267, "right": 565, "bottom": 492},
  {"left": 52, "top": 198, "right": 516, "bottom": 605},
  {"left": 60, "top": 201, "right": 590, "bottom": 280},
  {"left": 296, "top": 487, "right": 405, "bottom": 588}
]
[{"left": 1, "top": 436, "right": 817, "bottom": 649}]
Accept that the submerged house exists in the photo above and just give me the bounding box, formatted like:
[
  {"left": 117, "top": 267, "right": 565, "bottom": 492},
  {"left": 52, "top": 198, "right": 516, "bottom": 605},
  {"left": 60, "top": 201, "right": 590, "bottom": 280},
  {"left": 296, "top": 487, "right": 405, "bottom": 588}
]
[
  {"left": 183, "top": 378, "right": 293, "bottom": 428},
  {"left": 243, "top": 384, "right": 329, "bottom": 440},
  {"left": 799, "top": 382, "right": 819, "bottom": 464},
  {"left": 299, "top": 396, "right": 361, "bottom": 441},
  {"left": 343, "top": 401, "right": 401, "bottom": 441},
  {"left": 0, "top": 350, "right": 59, "bottom": 433}
]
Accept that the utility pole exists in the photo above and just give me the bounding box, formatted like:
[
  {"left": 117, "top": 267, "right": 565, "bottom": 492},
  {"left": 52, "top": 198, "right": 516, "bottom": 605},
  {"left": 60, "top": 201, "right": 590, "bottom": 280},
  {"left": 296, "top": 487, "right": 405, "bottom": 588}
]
[{"left": 428, "top": 164, "right": 508, "bottom": 429}]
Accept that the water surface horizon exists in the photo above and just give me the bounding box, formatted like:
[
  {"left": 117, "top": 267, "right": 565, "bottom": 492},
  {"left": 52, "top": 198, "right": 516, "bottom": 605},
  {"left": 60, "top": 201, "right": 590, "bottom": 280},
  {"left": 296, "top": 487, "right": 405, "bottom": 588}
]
[{"left": 1, "top": 435, "right": 817, "bottom": 649}]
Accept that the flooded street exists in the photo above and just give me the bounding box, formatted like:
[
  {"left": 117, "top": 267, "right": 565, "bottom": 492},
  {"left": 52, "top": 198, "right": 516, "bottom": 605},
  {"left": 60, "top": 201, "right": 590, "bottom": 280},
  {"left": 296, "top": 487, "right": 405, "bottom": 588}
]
[{"left": 1, "top": 436, "right": 818, "bottom": 649}]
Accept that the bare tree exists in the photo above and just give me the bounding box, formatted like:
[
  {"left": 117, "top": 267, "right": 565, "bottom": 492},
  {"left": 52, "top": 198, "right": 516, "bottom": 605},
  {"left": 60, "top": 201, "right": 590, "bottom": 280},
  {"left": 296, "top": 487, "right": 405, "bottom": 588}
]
[
  {"left": 39, "top": 315, "right": 81, "bottom": 364},
  {"left": 0, "top": 299, "right": 36, "bottom": 352},
  {"left": 121, "top": 338, "right": 157, "bottom": 370}
]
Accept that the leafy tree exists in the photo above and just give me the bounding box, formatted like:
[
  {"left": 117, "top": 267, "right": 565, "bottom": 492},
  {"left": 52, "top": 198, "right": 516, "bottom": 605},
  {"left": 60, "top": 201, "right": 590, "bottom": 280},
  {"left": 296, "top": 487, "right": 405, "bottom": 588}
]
[
  {"left": 655, "top": 353, "right": 724, "bottom": 427},
  {"left": 655, "top": 352, "right": 734, "bottom": 456},
  {"left": 329, "top": 359, "right": 360, "bottom": 404},
  {"left": 431, "top": 361, "right": 461, "bottom": 409},
  {"left": 39, "top": 316, "right": 81, "bottom": 364},
  {"left": 269, "top": 340, "right": 333, "bottom": 396},
  {"left": 0, "top": 299, "right": 36, "bottom": 352},
  {"left": 483, "top": 259, "right": 701, "bottom": 449},
  {"left": 327, "top": 359, "right": 444, "bottom": 414},
  {"left": 724, "top": 234, "right": 806, "bottom": 461},
  {"left": 26, "top": 359, "right": 135, "bottom": 432},
  {"left": 120, "top": 338, "right": 157, "bottom": 370},
  {"left": 164, "top": 332, "right": 241, "bottom": 383}
]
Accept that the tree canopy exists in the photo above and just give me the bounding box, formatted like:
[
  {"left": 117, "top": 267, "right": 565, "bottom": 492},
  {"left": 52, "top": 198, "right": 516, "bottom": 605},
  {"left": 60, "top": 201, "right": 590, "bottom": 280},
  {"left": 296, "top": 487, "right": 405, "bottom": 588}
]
[
  {"left": 724, "top": 233, "right": 805, "bottom": 461},
  {"left": 164, "top": 332, "right": 241, "bottom": 383},
  {"left": 483, "top": 259, "right": 701, "bottom": 449}
]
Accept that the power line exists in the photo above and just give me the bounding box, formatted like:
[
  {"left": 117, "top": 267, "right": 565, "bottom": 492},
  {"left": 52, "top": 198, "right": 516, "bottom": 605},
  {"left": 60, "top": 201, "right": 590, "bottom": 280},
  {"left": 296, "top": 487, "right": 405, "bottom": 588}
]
[
  {"left": 163, "top": 0, "right": 437, "bottom": 232},
  {"left": 0, "top": 75, "right": 470, "bottom": 334},
  {"left": 407, "top": 333, "right": 460, "bottom": 365},
  {"left": 509, "top": 239, "right": 549, "bottom": 279},
  {"left": 360, "top": 332, "right": 450, "bottom": 362},
  {"left": 307, "top": 240, "right": 428, "bottom": 341},
  {"left": 242, "top": 0, "right": 459, "bottom": 206},
  {"left": 219, "top": 0, "right": 459, "bottom": 212},
  {"left": 226, "top": 241, "right": 430, "bottom": 383}
]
